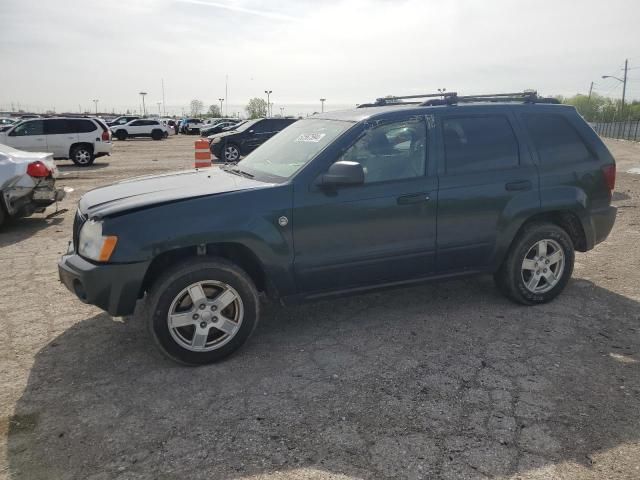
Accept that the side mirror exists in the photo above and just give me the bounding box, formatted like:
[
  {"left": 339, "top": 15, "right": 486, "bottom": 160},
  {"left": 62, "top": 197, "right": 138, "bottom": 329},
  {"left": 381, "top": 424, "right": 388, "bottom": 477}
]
[{"left": 317, "top": 161, "right": 364, "bottom": 187}]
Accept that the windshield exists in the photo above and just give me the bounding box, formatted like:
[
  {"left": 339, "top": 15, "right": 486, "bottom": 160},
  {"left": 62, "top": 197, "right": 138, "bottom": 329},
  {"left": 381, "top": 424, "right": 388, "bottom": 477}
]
[{"left": 234, "top": 119, "right": 353, "bottom": 182}]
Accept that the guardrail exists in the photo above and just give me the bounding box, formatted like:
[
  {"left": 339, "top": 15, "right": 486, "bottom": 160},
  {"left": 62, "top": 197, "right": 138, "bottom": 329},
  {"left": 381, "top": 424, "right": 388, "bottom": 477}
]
[{"left": 593, "top": 121, "right": 640, "bottom": 142}]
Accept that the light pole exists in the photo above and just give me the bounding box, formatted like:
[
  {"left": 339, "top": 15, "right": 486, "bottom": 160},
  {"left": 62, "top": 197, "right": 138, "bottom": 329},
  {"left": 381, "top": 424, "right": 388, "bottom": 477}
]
[
  {"left": 280, "top": 107, "right": 284, "bottom": 117},
  {"left": 157, "top": 102, "right": 161, "bottom": 117},
  {"left": 320, "top": 98, "right": 326, "bottom": 113},
  {"left": 218, "top": 98, "right": 224, "bottom": 117},
  {"left": 602, "top": 59, "right": 628, "bottom": 114},
  {"left": 264, "top": 90, "right": 272, "bottom": 117},
  {"left": 139, "top": 91, "right": 147, "bottom": 116},
  {"left": 92, "top": 99, "right": 99, "bottom": 115}
]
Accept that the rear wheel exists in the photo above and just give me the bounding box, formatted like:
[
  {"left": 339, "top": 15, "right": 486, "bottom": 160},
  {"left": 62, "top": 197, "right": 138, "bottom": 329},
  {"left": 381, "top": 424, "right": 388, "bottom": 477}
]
[
  {"left": 116, "top": 130, "right": 127, "bottom": 141},
  {"left": 70, "top": 145, "right": 94, "bottom": 166},
  {"left": 494, "top": 222, "right": 574, "bottom": 305},
  {"left": 223, "top": 143, "right": 240, "bottom": 162},
  {"left": 145, "top": 258, "right": 260, "bottom": 365},
  {"left": 151, "top": 129, "right": 163, "bottom": 140}
]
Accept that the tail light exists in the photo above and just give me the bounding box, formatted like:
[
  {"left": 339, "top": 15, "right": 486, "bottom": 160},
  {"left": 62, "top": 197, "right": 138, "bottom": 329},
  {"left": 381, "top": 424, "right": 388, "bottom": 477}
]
[
  {"left": 27, "top": 161, "right": 51, "bottom": 178},
  {"left": 602, "top": 164, "right": 616, "bottom": 191},
  {"left": 101, "top": 129, "right": 111, "bottom": 141}
]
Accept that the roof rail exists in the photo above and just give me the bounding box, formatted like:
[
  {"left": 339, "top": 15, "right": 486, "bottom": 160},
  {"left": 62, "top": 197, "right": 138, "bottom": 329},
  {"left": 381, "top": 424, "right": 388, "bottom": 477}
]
[{"left": 357, "top": 90, "right": 560, "bottom": 108}]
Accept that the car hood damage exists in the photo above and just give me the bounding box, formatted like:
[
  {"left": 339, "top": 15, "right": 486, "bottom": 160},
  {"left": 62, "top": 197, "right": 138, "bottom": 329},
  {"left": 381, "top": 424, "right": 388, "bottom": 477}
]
[{"left": 79, "top": 167, "right": 270, "bottom": 219}]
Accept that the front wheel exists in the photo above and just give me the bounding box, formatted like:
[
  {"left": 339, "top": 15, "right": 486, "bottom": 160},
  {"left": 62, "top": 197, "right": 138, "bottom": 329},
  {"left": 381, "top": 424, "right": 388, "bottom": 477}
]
[
  {"left": 151, "top": 129, "right": 163, "bottom": 140},
  {"left": 145, "top": 258, "right": 260, "bottom": 365},
  {"left": 223, "top": 143, "right": 240, "bottom": 162},
  {"left": 494, "top": 222, "right": 574, "bottom": 305},
  {"left": 116, "top": 130, "right": 127, "bottom": 141}
]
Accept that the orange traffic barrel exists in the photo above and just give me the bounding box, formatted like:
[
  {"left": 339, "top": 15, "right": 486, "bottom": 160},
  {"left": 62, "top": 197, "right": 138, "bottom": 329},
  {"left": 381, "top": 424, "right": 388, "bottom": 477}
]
[{"left": 194, "top": 139, "right": 212, "bottom": 168}]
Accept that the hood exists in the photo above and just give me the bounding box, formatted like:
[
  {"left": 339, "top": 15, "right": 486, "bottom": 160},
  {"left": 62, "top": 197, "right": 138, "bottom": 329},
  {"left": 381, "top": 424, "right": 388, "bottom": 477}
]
[
  {"left": 79, "top": 167, "right": 272, "bottom": 219},
  {"left": 208, "top": 130, "right": 237, "bottom": 141}
]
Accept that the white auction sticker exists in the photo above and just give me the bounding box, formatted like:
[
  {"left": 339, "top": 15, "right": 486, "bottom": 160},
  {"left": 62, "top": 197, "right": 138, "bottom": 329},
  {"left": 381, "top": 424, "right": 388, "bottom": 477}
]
[{"left": 295, "top": 133, "right": 326, "bottom": 143}]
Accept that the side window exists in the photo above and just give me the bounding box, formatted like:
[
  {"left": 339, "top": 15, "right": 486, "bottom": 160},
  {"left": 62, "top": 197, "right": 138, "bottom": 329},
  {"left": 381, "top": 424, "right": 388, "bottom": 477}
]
[
  {"left": 44, "top": 119, "right": 70, "bottom": 135},
  {"left": 11, "top": 120, "right": 44, "bottom": 136},
  {"left": 71, "top": 120, "right": 97, "bottom": 133},
  {"left": 251, "top": 121, "right": 267, "bottom": 133},
  {"left": 341, "top": 118, "right": 427, "bottom": 184},
  {"left": 129, "top": 120, "right": 142, "bottom": 126},
  {"left": 524, "top": 114, "right": 592, "bottom": 165},
  {"left": 147, "top": 121, "right": 159, "bottom": 126},
  {"left": 442, "top": 115, "right": 519, "bottom": 174}
]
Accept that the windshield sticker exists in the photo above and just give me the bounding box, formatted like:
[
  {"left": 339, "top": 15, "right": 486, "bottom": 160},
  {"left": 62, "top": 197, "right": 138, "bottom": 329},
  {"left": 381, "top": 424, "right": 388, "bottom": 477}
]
[{"left": 295, "top": 133, "right": 326, "bottom": 143}]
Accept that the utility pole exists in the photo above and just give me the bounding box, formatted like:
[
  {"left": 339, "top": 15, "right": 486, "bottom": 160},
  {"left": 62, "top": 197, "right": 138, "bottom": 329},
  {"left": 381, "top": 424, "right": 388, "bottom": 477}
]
[
  {"left": 280, "top": 107, "right": 284, "bottom": 117},
  {"left": 265, "top": 90, "right": 272, "bottom": 117},
  {"left": 225, "top": 75, "right": 228, "bottom": 116},
  {"left": 320, "top": 98, "right": 326, "bottom": 113},
  {"left": 157, "top": 102, "right": 162, "bottom": 117},
  {"left": 92, "top": 99, "right": 99, "bottom": 115},
  {"left": 588, "top": 82, "right": 594, "bottom": 100},
  {"left": 218, "top": 98, "right": 224, "bottom": 116},
  {"left": 139, "top": 91, "right": 147, "bottom": 116},
  {"left": 161, "top": 78, "right": 166, "bottom": 116},
  {"left": 622, "top": 58, "right": 628, "bottom": 114}
]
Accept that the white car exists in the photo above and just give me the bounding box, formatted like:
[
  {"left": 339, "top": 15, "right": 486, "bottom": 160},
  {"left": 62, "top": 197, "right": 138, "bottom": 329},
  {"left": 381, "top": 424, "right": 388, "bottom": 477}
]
[
  {"left": 110, "top": 119, "right": 168, "bottom": 141},
  {"left": 0, "top": 144, "right": 65, "bottom": 227},
  {"left": 0, "top": 117, "right": 112, "bottom": 166}
]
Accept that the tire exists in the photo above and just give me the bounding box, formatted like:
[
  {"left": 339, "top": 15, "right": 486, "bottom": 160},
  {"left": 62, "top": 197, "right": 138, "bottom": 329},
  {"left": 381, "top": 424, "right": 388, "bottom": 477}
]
[
  {"left": 0, "top": 201, "right": 6, "bottom": 229},
  {"left": 223, "top": 143, "right": 240, "bottom": 163},
  {"left": 494, "top": 222, "right": 575, "bottom": 305},
  {"left": 116, "top": 130, "right": 127, "bottom": 141},
  {"left": 145, "top": 258, "right": 260, "bottom": 365},
  {"left": 70, "top": 145, "right": 95, "bottom": 166},
  {"left": 151, "top": 129, "right": 163, "bottom": 140}
]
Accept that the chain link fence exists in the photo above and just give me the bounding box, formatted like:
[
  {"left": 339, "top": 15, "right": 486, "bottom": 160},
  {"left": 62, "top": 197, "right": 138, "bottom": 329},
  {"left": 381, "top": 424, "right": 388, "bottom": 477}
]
[{"left": 592, "top": 120, "right": 640, "bottom": 142}]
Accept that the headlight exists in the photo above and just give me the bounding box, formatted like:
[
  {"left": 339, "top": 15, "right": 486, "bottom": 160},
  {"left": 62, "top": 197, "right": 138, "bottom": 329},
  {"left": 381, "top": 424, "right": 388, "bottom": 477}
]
[{"left": 78, "top": 219, "right": 118, "bottom": 262}]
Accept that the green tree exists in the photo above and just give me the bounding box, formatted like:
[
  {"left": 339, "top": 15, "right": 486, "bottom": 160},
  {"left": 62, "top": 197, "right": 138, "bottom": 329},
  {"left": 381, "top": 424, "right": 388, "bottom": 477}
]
[
  {"left": 245, "top": 97, "right": 267, "bottom": 119},
  {"left": 208, "top": 104, "right": 221, "bottom": 117}
]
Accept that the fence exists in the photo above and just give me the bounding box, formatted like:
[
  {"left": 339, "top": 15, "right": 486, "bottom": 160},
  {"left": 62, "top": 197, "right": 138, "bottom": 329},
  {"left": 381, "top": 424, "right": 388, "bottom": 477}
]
[{"left": 592, "top": 120, "right": 640, "bottom": 142}]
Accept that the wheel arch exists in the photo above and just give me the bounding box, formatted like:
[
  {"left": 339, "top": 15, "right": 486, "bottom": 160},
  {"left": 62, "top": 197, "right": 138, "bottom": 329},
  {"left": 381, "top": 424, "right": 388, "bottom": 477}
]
[{"left": 139, "top": 242, "right": 274, "bottom": 301}]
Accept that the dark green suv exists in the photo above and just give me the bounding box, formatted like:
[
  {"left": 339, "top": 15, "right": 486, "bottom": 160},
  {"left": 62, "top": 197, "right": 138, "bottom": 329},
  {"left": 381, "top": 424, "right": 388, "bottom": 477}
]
[{"left": 58, "top": 91, "right": 617, "bottom": 365}]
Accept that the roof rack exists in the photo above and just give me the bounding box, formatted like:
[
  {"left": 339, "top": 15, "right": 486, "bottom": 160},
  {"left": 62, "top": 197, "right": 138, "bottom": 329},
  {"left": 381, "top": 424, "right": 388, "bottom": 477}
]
[{"left": 357, "top": 90, "right": 560, "bottom": 108}]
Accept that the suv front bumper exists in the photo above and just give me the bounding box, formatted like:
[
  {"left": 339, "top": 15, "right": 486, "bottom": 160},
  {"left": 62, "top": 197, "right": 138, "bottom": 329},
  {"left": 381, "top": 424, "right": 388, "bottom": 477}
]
[{"left": 58, "top": 253, "right": 149, "bottom": 317}]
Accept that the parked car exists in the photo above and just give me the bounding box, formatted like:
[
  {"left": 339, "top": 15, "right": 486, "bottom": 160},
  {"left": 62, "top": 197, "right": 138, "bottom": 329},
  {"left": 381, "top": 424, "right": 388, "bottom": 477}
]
[
  {"left": 110, "top": 119, "right": 168, "bottom": 141},
  {"left": 108, "top": 115, "right": 140, "bottom": 127},
  {"left": 209, "top": 118, "right": 298, "bottom": 162},
  {"left": 0, "top": 144, "right": 65, "bottom": 227},
  {"left": 181, "top": 118, "right": 205, "bottom": 135},
  {"left": 58, "top": 91, "right": 617, "bottom": 365},
  {"left": 200, "top": 120, "right": 240, "bottom": 137},
  {"left": 0, "top": 117, "right": 17, "bottom": 126},
  {"left": 160, "top": 119, "right": 177, "bottom": 135},
  {"left": 0, "top": 117, "right": 112, "bottom": 166}
]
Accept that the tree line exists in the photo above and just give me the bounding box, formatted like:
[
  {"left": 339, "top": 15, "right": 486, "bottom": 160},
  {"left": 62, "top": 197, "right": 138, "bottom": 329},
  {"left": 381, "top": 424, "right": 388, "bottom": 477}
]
[
  {"left": 188, "top": 97, "right": 269, "bottom": 119},
  {"left": 560, "top": 93, "right": 640, "bottom": 122}
]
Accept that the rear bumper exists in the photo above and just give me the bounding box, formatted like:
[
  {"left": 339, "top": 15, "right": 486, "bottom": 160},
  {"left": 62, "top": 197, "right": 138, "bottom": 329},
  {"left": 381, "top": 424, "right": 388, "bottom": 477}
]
[
  {"left": 58, "top": 253, "right": 149, "bottom": 317},
  {"left": 589, "top": 205, "right": 617, "bottom": 248},
  {"left": 94, "top": 142, "right": 112, "bottom": 155}
]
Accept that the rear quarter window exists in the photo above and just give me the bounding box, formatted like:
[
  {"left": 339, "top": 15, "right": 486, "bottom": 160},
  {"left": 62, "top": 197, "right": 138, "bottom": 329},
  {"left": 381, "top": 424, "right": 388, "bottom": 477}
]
[
  {"left": 70, "top": 119, "right": 98, "bottom": 133},
  {"left": 442, "top": 115, "right": 519, "bottom": 174},
  {"left": 524, "top": 113, "right": 593, "bottom": 165}
]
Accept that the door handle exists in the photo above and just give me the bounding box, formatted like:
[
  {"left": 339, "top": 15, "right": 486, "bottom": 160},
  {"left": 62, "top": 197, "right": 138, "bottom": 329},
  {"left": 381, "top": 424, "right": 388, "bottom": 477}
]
[
  {"left": 505, "top": 180, "right": 532, "bottom": 191},
  {"left": 397, "top": 193, "right": 430, "bottom": 205}
]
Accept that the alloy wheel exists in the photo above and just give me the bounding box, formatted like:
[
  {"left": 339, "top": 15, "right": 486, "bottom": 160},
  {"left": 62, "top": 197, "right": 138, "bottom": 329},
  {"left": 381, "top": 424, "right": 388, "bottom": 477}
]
[{"left": 521, "top": 239, "right": 565, "bottom": 294}]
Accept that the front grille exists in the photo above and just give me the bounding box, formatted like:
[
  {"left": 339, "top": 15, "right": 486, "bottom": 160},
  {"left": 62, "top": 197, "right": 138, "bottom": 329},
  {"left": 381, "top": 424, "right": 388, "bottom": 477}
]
[{"left": 73, "top": 209, "right": 86, "bottom": 250}]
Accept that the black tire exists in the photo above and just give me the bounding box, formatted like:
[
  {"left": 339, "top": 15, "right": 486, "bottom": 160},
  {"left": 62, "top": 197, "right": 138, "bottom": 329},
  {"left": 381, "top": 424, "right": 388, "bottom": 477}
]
[
  {"left": 116, "top": 130, "right": 127, "bottom": 141},
  {"left": 223, "top": 143, "right": 241, "bottom": 163},
  {"left": 0, "top": 201, "right": 6, "bottom": 229},
  {"left": 494, "top": 222, "right": 574, "bottom": 305},
  {"left": 151, "top": 129, "right": 163, "bottom": 140},
  {"left": 145, "top": 258, "right": 260, "bottom": 365},
  {"left": 70, "top": 145, "right": 95, "bottom": 166}
]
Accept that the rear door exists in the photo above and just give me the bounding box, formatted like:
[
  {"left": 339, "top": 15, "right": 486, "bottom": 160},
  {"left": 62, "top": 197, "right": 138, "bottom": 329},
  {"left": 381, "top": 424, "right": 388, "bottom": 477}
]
[
  {"left": 44, "top": 119, "right": 78, "bottom": 157},
  {"left": 4, "top": 120, "right": 47, "bottom": 152},
  {"left": 127, "top": 120, "right": 144, "bottom": 136},
  {"left": 435, "top": 109, "right": 539, "bottom": 272}
]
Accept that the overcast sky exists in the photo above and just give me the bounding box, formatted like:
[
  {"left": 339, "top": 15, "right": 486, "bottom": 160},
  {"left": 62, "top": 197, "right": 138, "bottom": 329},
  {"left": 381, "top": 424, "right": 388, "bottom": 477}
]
[{"left": 1, "top": 0, "right": 639, "bottom": 116}]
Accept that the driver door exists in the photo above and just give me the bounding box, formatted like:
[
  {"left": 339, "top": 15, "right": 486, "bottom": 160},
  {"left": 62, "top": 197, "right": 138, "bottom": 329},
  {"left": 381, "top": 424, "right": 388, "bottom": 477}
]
[
  {"left": 6, "top": 120, "right": 47, "bottom": 152},
  {"left": 292, "top": 116, "right": 438, "bottom": 294}
]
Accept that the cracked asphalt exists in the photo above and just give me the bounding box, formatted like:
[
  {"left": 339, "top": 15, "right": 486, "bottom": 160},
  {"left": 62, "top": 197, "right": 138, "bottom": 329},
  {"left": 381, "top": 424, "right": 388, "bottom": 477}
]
[{"left": 1, "top": 136, "right": 639, "bottom": 479}]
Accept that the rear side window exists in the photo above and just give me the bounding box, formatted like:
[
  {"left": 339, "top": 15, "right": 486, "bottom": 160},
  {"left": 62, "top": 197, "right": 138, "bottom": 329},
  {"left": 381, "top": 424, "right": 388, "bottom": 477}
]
[
  {"left": 524, "top": 114, "right": 592, "bottom": 165},
  {"left": 69, "top": 119, "right": 97, "bottom": 133},
  {"left": 443, "top": 115, "right": 519, "bottom": 174},
  {"left": 45, "top": 119, "right": 70, "bottom": 134}
]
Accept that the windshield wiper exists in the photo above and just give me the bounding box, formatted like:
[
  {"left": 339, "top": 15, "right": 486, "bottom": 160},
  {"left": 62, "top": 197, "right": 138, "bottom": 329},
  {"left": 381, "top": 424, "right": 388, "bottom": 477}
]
[{"left": 223, "top": 165, "right": 254, "bottom": 178}]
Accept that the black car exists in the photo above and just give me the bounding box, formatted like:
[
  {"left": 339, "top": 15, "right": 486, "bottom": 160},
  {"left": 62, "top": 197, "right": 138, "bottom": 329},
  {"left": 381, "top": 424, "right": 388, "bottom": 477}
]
[
  {"left": 200, "top": 120, "right": 240, "bottom": 137},
  {"left": 209, "top": 118, "right": 297, "bottom": 162},
  {"left": 58, "top": 90, "right": 617, "bottom": 364}
]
